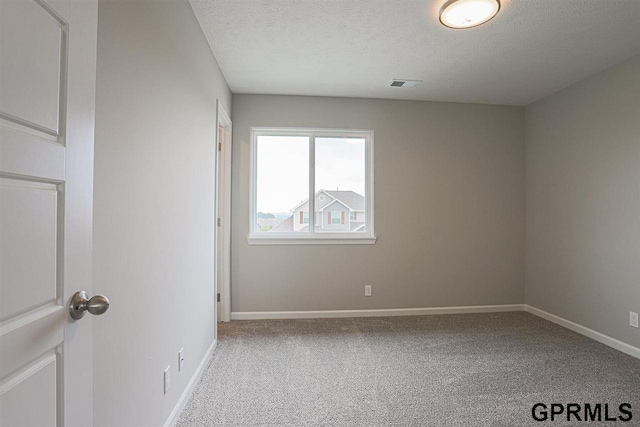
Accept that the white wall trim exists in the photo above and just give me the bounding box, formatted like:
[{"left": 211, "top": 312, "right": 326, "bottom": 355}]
[
  {"left": 525, "top": 305, "right": 640, "bottom": 360},
  {"left": 163, "top": 339, "right": 217, "bottom": 427},
  {"left": 231, "top": 304, "right": 525, "bottom": 320}
]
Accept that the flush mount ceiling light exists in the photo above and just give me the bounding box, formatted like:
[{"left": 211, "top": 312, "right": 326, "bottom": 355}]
[{"left": 439, "top": 0, "right": 501, "bottom": 29}]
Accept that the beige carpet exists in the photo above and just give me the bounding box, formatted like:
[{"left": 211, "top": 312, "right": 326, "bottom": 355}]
[{"left": 177, "top": 312, "right": 640, "bottom": 426}]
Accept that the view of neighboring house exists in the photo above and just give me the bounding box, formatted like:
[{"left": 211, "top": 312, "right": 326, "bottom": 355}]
[{"left": 268, "top": 190, "right": 365, "bottom": 233}]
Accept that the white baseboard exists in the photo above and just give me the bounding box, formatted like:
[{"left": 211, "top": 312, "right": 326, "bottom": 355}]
[
  {"left": 163, "top": 339, "right": 217, "bottom": 427},
  {"left": 231, "top": 304, "right": 525, "bottom": 320},
  {"left": 525, "top": 305, "right": 640, "bottom": 360}
]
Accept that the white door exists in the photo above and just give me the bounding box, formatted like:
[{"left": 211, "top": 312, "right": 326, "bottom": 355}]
[
  {"left": 215, "top": 101, "right": 231, "bottom": 323},
  {"left": 0, "top": 0, "right": 98, "bottom": 426},
  {"left": 216, "top": 125, "right": 223, "bottom": 323}
]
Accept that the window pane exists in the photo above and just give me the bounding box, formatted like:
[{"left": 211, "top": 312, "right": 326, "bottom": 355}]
[
  {"left": 315, "top": 137, "right": 366, "bottom": 233},
  {"left": 256, "top": 135, "right": 309, "bottom": 233}
]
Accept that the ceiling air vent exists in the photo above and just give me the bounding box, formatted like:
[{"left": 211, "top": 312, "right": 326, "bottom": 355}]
[{"left": 388, "top": 79, "right": 422, "bottom": 88}]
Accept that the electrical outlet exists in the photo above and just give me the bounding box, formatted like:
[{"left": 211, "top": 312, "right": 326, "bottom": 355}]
[
  {"left": 630, "top": 312, "right": 639, "bottom": 328},
  {"left": 178, "top": 348, "right": 184, "bottom": 372},
  {"left": 164, "top": 366, "right": 170, "bottom": 394},
  {"left": 364, "top": 285, "right": 372, "bottom": 297}
]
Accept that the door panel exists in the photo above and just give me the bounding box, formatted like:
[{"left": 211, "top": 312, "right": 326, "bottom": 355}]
[
  {"left": 0, "top": 179, "right": 58, "bottom": 320},
  {"left": 0, "top": 353, "right": 57, "bottom": 427},
  {"left": 0, "top": 0, "right": 64, "bottom": 134},
  {"left": 0, "top": 0, "right": 97, "bottom": 426}
]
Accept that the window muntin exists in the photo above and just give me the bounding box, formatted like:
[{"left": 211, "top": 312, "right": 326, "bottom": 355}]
[{"left": 250, "top": 128, "right": 375, "bottom": 244}]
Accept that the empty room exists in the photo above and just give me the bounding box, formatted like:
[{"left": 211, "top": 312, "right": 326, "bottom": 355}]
[{"left": 1, "top": 0, "right": 640, "bottom": 426}]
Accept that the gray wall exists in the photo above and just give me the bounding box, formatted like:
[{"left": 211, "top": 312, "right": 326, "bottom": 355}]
[
  {"left": 525, "top": 54, "right": 640, "bottom": 349},
  {"left": 231, "top": 95, "right": 525, "bottom": 312},
  {"left": 93, "top": 1, "right": 231, "bottom": 425}
]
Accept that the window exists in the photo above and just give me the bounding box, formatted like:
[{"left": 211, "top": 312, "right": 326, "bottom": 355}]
[
  {"left": 331, "top": 211, "right": 341, "bottom": 224},
  {"left": 249, "top": 128, "right": 375, "bottom": 244}
]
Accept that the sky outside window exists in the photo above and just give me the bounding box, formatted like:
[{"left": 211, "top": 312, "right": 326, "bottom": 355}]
[{"left": 315, "top": 137, "right": 365, "bottom": 200}]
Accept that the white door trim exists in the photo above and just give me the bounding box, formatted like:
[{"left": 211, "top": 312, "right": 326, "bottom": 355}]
[{"left": 215, "top": 101, "right": 232, "bottom": 322}]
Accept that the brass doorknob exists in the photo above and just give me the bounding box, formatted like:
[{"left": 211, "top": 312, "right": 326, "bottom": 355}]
[{"left": 69, "top": 291, "right": 110, "bottom": 320}]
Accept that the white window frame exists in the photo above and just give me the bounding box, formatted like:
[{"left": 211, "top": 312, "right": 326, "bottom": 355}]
[
  {"left": 331, "top": 211, "right": 341, "bottom": 224},
  {"left": 302, "top": 211, "right": 310, "bottom": 224},
  {"left": 248, "top": 127, "right": 376, "bottom": 245}
]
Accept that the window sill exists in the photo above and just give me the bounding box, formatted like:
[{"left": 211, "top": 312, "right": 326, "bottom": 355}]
[{"left": 247, "top": 236, "right": 377, "bottom": 245}]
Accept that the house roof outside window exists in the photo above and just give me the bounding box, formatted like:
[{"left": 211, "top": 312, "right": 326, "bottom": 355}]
[{"left": 270, "top": 190, "right": 365, "bottom": 232}]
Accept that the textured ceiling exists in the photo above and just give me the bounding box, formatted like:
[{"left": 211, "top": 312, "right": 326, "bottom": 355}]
[{"left": 190, "top": 0, "right": 640, "bottom": 106}]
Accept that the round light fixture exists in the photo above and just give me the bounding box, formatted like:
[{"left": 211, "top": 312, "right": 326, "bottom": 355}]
[{"left": 439, "top": 0, "right": 501, "bottom": 29}]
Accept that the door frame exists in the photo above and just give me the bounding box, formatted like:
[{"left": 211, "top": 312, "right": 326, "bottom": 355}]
[{"left": 215, "top": 101, "right": 232, "bottom": 322}]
